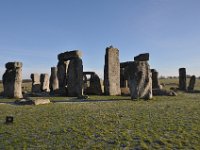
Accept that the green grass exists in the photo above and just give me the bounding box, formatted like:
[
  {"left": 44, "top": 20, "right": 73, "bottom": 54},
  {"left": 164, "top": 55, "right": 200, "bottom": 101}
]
[{"left": 0, "top": 79, "right": 200, "bottom": 149}]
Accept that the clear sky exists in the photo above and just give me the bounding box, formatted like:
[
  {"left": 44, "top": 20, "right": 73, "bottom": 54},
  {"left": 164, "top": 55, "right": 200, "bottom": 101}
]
[{"left": 0, "top": 0, "right": 200, "bottom": 79}]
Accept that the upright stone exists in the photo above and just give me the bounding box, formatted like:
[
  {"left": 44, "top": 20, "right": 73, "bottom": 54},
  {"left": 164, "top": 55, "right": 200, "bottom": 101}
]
[
  {"left": 83, "top": 72, "right": 102, "bottom": 95},
  {"left": 50, "top": 67, "right": 59, "bottom": 93},
  {"left": 104, "top": 46, "right": 121, "bottom": 95},
  {"left": 40, "top": 74, "right": 50, "bottom": 92},
  {"left": 179, "top": 68, "right": 186, "bottom": 91},
  {"left": 67, "top": 58, "right": 83, "bottom": 96},
  {"left": 2, "top": 62, "right": 23, "bottom": 98},
  {"left": 188, "top": 75, "right": 196, "bottom": 91},
  {"left": 57, "top": 50, "right": 83, "bottom": 97},
  {"left": 128, "top": 55, "right": 152, "bottom": 100},
  {"left": 30, "top": 73, "right": 41, "bottom": 93},
  {"left": 57, "top": 61, "right": 69, "bottom": 95},
  {"left": 151, "top": 69, "right": 161, "bottom": 89}
]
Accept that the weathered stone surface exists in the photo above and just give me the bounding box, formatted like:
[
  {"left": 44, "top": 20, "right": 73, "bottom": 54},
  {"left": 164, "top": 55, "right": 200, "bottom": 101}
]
[
  {"left": 40, "top": 74, "right": 50, "bottom": 92},
  {"left": 58, "top": 50, "right": 82, "bottom": 61},
  {"left": 121, "top": 87, "right": 130, "bottom": 95},
  {"left": 179, "top": 68, "right": 186, "bottom": 91},
  {"left": 120, "top": 61, "right": 134, "bottom": 68},
  {"left": 188, "top": 75, "right": 196, "bottom": 91},
  {"left": 30, "top": 73, "right": 41, "bottom": 93},
  {"left": 33, "top": 99, "right": 51, "bottom": 105},
  {"left": 83, "top": 72, "right": 102, "bottom": 95},
  {"left": 50, "top": 67, "right": 59, "bottom": 93},
  {"left": 151, "top": 69, "right": 162, "bottom": 89},
  {"left": 15, "top": 98, "right": 50, "bottom": 105},
  {"left": 67, "top": 58, "right": 83, "bottom": 97},
  {"left": 134, "top": 53, "right": 149, "bottom": 61},
  {"left": 127, "top": 61, "right": 152, "bottom": 100},
  {"left": 5, "top": 62, "right": 22, "bottom": 69},
  {"left": 3, "top": 62, "right": 23, "bottom": 98},
  {"left": 57, "top": 61, "right": 70, "bottom": 95},
  {"left": 104, "top": 46, "right": 121, "bottom": 95}
]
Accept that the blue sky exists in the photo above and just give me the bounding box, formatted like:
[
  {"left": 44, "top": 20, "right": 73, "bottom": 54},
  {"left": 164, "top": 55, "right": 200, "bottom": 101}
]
[{"left": 0, "top": 0, "right": 200, "bottom": 79}]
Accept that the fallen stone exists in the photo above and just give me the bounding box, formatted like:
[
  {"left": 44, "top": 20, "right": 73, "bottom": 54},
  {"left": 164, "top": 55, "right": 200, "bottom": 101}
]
[
  {"left": 33, "top": 99, "right": 51, "bottom": 105},
  {"left": 153, "top": 89, "right": 177, "bottom": 96}
]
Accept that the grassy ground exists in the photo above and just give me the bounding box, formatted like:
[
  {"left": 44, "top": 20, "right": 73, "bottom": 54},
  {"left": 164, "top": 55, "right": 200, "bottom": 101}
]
[{"left": 0, "top": 79, "right": 200, "bottom": 149}]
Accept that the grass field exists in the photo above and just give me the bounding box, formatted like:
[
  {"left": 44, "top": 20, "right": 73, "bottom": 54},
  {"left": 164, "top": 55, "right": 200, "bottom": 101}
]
[{"left": 0, "top": 79, "right": 200, "bottom": 149}]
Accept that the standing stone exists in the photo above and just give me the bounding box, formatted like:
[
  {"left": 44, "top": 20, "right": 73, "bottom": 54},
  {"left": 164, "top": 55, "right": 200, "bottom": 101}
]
[
  {"left": 40, "top": 74, "right": 50, "bottom": 92},
  {"left": 179, "top": 68, "right": 187, "bottom": 91},
  {"left": 57, "top": 50, "right": 83, "bottom": 97},
  {"left": 188, "top": 75, "right": 196, "bottom": 91},
  {"left": 67, "top": 58, "right": 83, "bottom": 97},
  {"left": 57, "top": 61, "right": 70, "bottom": 95},
  {"left": 151, "top": 69, "right": 162, "bottom": 89},
  {"left": 2, "top": 62, "right": 23, "bottom": 98},
  {"left": 83, "top": 72, "right": 102, "bottom": 95},
  {"left": 120, "top": 62, "right": 133, "bottom": 95},
  {"left": 127, "top": 60, "right": 152, "bottom": 100},
  {"left": 30, "top": 73, "right": 41, "bottom": 93},
  {"left": 50, "top": 67, "right": 59, "bottom": 93},
  {"left": 104, "top": 46, "right": 121, "bottom": 95}
]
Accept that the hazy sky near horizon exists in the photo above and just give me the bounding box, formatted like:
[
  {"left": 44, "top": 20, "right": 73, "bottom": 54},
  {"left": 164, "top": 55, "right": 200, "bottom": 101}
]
[{"left": 0, "top": 0, "right": 200, "bottom": 79}]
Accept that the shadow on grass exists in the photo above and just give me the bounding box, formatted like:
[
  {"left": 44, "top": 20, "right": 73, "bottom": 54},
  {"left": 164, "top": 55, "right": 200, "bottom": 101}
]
[{"left": 51, "top": 98, "right": 132, "bottom": 103}]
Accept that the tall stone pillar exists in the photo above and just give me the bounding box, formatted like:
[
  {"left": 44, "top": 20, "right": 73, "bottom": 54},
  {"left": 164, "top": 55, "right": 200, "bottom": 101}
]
[
  {"left": 50, "top": 67, "right": 59, "bottom": 93},
  {"left": 179, "top": 68, "right": 186, "bottom": 91},
  {"left": 57, "top": 61, "right": 69, "bottom": 95},
  {"left": 30, "top": 73, "right": 41, "bottom": 93},
  {"left": 67, "top": 58, "right": 83, "bottom": 97},
  {"left": 151, "top": 69, "right": 161, "bottom": 89},
  {"left": 40, "top": 74, "right": 50, "bottom": 92},
  {"left": 2, "top": 62, "right": 23, "bottom": 98},
  {"left": 104, "top": 46, "right": 121, "bottom": 95},
  {"left": 188, "top": 75, "right": 196, "bottom": 91}
]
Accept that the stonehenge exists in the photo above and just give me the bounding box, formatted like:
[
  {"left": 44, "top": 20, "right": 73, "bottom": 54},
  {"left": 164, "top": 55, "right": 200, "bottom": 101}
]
[
  {"left": 83, "top": 72, "right": 102, "bottom": 95},
  {"left": 1, "top": 49, "right": 198, "bottom": 101},
  {"left": 30, "top": 73, "right": 41, "bottom": 93},
  {"left": 50, "top": 67, "right": 59, "bottom": 93},
  {"left": 179, "top": 68, "right": 187, "bottom": 91},
  {"left": 2, "top": 62, "right": 23, "bottom": 98},
  {"left": 57, "top": 50, "right": 83, "bottom": 97},
  {"left": 104, "top": 46, "right": 121, "bottom": 95}
]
